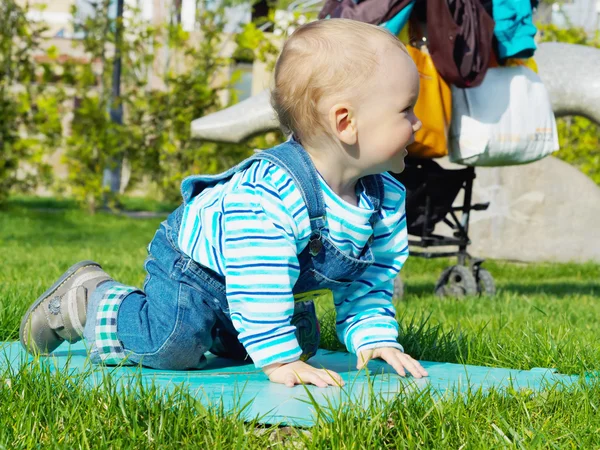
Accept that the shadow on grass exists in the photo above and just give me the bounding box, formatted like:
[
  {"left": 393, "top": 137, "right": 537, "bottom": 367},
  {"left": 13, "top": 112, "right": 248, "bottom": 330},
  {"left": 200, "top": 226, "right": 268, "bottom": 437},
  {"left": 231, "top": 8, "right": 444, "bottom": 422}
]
[
  {"left": 402, "top": 281, "right": 599, "bottom": 299},
  {"left": 402, "top": 281, "right": 436, "bottom": 298},
  {"left": 5, "top": 196, "right": 77, "bottom": 210},
  {"left": 1, "top": 200, "right": 163, "bottom": 248},
  {"left": 5, "top": 195, "right": 179, "bottom": 214},
  {"left": 501, "top": 282, "right": 599, "bottom": 298}
]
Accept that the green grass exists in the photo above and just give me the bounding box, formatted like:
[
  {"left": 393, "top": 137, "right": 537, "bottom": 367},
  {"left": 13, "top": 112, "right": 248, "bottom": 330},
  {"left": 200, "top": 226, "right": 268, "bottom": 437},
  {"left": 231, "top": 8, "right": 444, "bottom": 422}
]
[{"left": 1, "top": 196, "right": 599, "bottom": 448}]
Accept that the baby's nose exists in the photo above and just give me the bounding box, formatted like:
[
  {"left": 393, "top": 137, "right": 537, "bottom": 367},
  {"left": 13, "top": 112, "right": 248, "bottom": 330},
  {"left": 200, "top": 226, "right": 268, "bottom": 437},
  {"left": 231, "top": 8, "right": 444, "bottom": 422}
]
[{"left": 413, "top": 119, "right": 422, "bottom": 133}]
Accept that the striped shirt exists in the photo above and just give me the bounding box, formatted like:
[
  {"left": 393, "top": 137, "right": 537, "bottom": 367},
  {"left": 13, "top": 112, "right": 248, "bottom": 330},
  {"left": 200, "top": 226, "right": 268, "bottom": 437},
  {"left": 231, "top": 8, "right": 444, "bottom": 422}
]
[{"left": 178, "top": 160, "right": 408, "bottom": 368}]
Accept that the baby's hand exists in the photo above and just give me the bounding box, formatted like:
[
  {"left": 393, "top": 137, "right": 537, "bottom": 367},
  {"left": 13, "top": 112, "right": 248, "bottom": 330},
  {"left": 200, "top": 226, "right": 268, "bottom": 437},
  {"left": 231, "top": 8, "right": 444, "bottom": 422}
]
[
  {"left": 357, "top": 347, "right": 429, "bottom": 378},
  {"left": 263, "top": 360, "right": 345, "bottom": 388}
]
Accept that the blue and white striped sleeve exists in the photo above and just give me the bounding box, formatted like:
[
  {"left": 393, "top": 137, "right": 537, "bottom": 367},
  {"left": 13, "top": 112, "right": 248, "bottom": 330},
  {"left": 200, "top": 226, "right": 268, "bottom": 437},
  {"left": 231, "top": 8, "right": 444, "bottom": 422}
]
[
  {"left": 335, "top": 174, "right": 409, "bottom": 354},
  {"left": 222, "top": 169, "right": 304, "bottom": 368}
]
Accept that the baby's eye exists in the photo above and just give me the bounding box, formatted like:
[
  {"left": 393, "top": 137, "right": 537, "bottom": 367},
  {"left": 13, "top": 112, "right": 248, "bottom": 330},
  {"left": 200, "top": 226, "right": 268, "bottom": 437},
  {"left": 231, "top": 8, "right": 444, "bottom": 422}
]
[{"left": 401, "top": 106, "right": 412, "bottom": 114}]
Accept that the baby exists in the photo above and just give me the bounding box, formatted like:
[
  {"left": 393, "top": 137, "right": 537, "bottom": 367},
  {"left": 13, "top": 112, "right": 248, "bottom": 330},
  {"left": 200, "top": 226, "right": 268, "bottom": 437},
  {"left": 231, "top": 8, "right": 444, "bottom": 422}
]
[{"left": 20, "top": 18, "right": 427, "bottom": 387}]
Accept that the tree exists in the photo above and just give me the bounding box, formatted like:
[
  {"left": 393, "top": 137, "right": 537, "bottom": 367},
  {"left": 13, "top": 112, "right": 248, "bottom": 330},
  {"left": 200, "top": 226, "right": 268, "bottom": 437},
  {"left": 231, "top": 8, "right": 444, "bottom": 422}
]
[
  {"left": 60, "top": 0, "right": 276, "bottom": 210},
  {"left": 0, "top": 1, "right": 59, "bottom": 205}
]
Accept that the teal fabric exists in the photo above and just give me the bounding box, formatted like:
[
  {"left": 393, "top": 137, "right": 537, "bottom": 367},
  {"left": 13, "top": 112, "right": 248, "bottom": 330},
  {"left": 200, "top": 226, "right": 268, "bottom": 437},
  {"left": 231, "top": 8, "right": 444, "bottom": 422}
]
[
  {"left": 3, "top": 341, "right": 581, "bottom": 426},
  {"left": 492, "top": 0, "right": 537, "bottom": 60},
  {"left": 380, "top": 1, "right": 414, "bottom": 36}
]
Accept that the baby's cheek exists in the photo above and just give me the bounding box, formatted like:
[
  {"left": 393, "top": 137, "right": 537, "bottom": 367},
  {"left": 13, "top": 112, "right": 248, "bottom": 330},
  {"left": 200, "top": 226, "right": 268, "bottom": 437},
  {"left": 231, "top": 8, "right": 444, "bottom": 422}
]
[
  {"left": 378, "top": 117, "right": 399, "bottom": 137},
  {"left": 399, "top": 120, "right": 414, "bottom": 138},
  {"left": 361, "top": 120, "right": 385, "bottom": 145}
]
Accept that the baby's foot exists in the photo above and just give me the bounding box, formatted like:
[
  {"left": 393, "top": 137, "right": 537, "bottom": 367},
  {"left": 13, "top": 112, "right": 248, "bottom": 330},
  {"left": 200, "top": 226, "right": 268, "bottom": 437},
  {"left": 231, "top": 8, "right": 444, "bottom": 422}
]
[{"left": 20, "top": 261, "right": 112, "bottom": 355}]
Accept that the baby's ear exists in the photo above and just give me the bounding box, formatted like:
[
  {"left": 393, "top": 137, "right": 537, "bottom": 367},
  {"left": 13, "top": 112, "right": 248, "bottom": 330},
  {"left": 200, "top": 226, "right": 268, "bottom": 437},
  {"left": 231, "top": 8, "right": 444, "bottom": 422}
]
[{"left": 329, "top": 103, "right": 357, "bottom": 145}]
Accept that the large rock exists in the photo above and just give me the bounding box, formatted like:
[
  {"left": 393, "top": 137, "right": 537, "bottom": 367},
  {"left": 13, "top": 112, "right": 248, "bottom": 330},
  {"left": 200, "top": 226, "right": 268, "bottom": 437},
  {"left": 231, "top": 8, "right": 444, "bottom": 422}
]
[
  {"left": 438, "top": 156, "right": 600, "bottom": 263},
  {"left": 535, "top": 43, "right": 600, "bottom": 125}
]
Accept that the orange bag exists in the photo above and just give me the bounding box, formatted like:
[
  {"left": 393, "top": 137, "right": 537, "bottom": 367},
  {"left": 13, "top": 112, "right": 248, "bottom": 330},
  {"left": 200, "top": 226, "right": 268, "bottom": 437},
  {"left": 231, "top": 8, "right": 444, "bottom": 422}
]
[{"left": 405, "top": 44, "right": 452, "bottom": 159}]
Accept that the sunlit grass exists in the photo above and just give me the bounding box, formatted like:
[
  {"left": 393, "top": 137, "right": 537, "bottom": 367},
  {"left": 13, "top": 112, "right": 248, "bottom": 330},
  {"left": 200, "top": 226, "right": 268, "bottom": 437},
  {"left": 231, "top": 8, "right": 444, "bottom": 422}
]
[{"left": 1, "top": 196, "right": 599, "bottom": 448}]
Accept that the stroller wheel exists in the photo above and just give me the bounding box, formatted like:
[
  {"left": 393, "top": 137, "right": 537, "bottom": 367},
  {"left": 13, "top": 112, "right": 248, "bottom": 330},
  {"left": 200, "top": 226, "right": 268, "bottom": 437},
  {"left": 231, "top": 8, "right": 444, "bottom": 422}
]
[
  {"left": 475, "top": 268, "right": 496, "bottom": 296},
  {"left": 435, "top": 265, "right": 477, "bottom": 298},
  {"left": 393, "top": 275, "right": 405, "bottom": 299}
]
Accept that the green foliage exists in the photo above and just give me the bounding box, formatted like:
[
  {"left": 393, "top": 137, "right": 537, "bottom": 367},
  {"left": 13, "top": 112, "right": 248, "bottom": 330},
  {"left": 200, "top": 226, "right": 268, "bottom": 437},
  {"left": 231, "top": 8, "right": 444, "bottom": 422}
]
[
  {"left": 234, "top": 22, "right": 280, "bottom": 64},
  {"left": 1, "top": 0, "right": 290, "bottom": 210},
  {"left": 555, "top": 116, "right": 600, "bottom": 185},
  {"left": 125, "top": 10, "right": 252, "bottom": 202},
  {"left": 234, "top": 8, "right": 316, "bottom": 72},
  {"left": 0, "top": 1, "right": 56, "bottom": 205},
  {"left": 64, "top": 95, "right": 132, "bottom": 213},
  {"left": 56, "top": 0, "right": 131, "bottom": 212},
  {"left": 538, "top": 22, "right": 594, "bottom": 45},
  {"left": 537, "top": 23, "right": 600, "bottom": 185},
  {"left": 54, "top": 0, "right": 281, "bottom": 209}
]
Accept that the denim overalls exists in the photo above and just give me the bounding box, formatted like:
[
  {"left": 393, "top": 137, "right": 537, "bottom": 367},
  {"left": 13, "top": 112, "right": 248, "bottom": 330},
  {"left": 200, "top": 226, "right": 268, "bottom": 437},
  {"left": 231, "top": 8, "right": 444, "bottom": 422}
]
[{"left": 84, "top": 139, "right": 384, "bottom": 370}]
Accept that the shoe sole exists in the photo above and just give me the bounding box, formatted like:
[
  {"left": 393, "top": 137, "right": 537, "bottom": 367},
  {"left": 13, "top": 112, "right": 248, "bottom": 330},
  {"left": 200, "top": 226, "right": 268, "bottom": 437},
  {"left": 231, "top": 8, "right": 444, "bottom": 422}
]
[{"left": 19, "top": 260, "right": 102, "bottom": 354}]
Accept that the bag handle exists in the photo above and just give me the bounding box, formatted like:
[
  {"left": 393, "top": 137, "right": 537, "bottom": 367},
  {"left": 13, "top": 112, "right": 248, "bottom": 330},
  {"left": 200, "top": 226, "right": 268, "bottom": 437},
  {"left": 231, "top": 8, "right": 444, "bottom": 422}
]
[{"left": 407, "top": 15, "right": 427, "bottom": 51}]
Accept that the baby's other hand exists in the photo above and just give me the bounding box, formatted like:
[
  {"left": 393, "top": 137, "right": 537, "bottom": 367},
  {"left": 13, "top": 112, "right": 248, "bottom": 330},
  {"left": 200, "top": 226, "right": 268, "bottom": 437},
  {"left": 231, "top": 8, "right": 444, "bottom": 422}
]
[
  {"left": 357, "top": 347, "right": 429, "bottom": 378},
  {"left": 263, "top": 360, "right": 345, "bottom": 388}
]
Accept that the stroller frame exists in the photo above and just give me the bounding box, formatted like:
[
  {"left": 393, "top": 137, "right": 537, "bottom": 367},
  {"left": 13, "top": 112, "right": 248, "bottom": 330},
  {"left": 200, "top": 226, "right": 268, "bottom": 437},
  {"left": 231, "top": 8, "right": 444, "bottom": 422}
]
[
  {"left": 408, "top": 165, "right": 488, "bottom": 265},
  {"left": 393, "top": 158, "right": 496, "bottom": 298}
]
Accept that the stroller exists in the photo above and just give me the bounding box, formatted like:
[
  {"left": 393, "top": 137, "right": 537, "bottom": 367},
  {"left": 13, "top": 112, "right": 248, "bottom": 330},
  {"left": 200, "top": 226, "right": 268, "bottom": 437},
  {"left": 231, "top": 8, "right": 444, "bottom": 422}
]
[{"left": 391, "top": 158, "right": 496, "bottom": 298}]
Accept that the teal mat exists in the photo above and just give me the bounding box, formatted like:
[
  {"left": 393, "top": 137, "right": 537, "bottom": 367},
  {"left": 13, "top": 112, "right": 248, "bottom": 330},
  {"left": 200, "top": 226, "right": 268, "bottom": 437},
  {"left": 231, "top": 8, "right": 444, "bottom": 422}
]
[{"left": 0, "top": 341, "right": 579, "bottom": 426}]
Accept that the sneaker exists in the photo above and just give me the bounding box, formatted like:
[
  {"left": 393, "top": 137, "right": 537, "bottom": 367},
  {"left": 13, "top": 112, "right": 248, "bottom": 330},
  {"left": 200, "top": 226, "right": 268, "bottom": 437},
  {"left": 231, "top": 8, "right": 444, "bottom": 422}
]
[{"left": 20, "top": 261, "right": 112, "bottom": 355}]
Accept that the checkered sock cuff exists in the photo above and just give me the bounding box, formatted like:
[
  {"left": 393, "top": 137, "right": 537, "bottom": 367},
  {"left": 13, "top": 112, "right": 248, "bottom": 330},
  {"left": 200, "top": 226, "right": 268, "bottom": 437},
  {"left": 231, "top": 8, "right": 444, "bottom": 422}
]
[{"left": 94, "top": 284, "right": 138, "bottom": 365}]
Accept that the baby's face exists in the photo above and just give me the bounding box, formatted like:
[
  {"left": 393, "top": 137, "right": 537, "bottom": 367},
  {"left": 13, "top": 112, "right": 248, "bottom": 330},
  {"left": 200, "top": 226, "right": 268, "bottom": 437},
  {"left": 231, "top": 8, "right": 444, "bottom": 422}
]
[{"left": 354, "top": 44, "right": 421, "bottom": 174}]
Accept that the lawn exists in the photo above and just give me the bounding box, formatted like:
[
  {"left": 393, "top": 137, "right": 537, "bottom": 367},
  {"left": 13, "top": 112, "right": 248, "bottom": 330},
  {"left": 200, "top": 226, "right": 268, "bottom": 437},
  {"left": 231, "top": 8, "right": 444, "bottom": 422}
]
[{"left": 1, "top": 197, "right": 599, "bottom": 448}]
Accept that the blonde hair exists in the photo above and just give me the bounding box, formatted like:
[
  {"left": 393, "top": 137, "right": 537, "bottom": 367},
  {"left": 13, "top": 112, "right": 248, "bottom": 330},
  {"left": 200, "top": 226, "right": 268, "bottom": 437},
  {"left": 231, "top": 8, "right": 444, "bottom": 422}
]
[{"left": 271, "top": 19, "right": 408, "bottom": 146}]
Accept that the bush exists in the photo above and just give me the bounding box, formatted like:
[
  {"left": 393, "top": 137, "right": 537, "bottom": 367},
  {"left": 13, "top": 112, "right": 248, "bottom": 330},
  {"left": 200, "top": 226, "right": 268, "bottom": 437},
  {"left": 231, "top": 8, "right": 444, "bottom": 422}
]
[
  {"left": 0, "top": 1, "right": 58, "bottom": 205},
  {"left": 55, "top": 1, "right": 282, "bottom": 209}
]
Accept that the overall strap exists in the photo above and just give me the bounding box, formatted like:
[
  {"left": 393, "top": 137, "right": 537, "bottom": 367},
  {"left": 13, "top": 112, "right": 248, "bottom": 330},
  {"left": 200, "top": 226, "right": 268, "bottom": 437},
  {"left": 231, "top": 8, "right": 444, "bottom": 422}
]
[
  {"left": 360, "top": 174, "right": 385, "bottom": 227},
  {"left": 252, "top": 138, "right": 327, "bottom": 236},
  {"left": 180, "top": 137, "right": 328, "bottom": 236}
]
